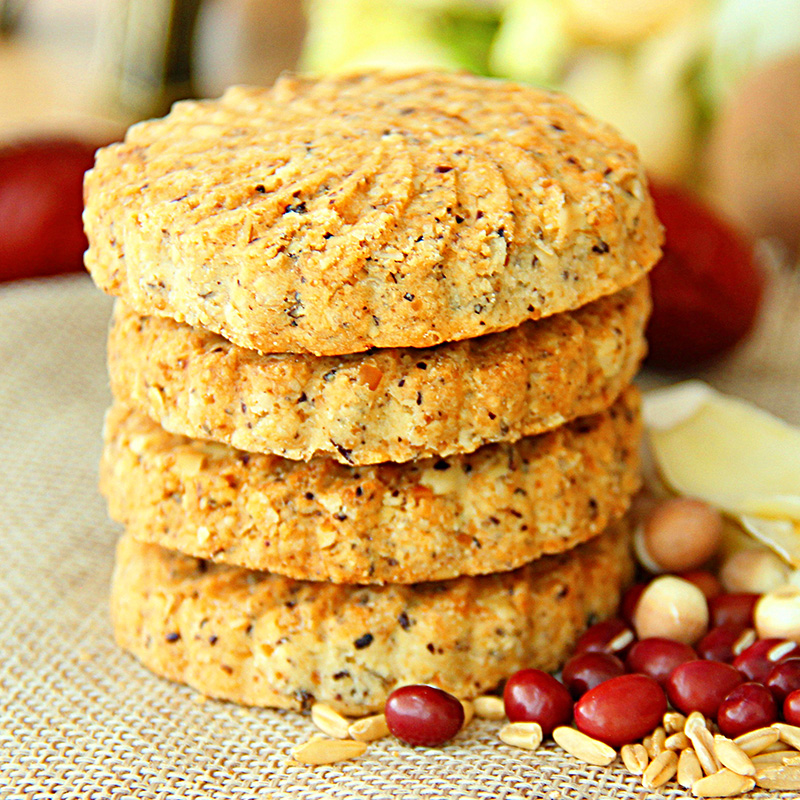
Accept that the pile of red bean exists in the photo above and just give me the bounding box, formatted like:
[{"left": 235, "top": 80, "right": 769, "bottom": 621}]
[
  {"left": 381, "top": 496, "right": 800, "bottom": 754},
  {"left": 526, "top": 580, "right": 799, "bottom": 746},
  {"left": 384, "top": 574, "right": 800, "bottom": 748}
]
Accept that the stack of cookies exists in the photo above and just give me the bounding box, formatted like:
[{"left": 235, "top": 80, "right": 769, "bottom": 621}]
[{"left": 84, "top": 72, "right": 663, "bottom": 715}]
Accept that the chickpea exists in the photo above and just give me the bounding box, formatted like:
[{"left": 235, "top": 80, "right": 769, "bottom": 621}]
[
  {"left": 720, "top": 549, "right": 790, "bottom": 594},
  {"left": 754, "top": 585, "right": 800, "bottom": 641},
  {"left": 640, "top": 498, "right": 722, "bottom": 573},
  {"left": 633, "top": 575, "right": 709, "bottom": 645}
]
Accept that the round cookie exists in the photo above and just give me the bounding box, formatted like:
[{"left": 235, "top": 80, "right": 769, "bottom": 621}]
[
  {"left": 100, "top": 388, "right": 641, "bottom": 584},
  {"left": 84, "top": 71, "right": 663, "bottom": 356},
  {"left": 108, "top": 280, "right": 649, "bottom": 465},
  {"left": 111, "top": 517, "right": 634, "bottom": 715}
]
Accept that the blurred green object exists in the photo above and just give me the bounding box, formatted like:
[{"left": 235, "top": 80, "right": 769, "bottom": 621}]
[
  {"left": 434, "top": 5, "right": 501, "bottom": 75},
  {"left": 0, "top": 0, "right": 23, "bottom": 37},
  {"left": 303, "top": 0, "right": 458, "bottom": 72},
  {"left": 301, "top": 0, "right": 800, "bottom": 186},
  {"left": 98, "top": 0, "right": 203, "bottom": 120},
  {"left": 489, "top": 0, "right": 569, "bottom": 86}
]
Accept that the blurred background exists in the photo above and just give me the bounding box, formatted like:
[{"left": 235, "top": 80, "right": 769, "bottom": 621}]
[
  {"left": 0, "top": 0, "right": 799, "bottom": 373},
  {"left": 2, "top": 0, "right": 799, "bottom": 223}
]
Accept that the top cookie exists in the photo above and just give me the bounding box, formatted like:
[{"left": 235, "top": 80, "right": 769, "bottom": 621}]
[{"left": 84, "top": 71, "right": 663, "bottom": 356}]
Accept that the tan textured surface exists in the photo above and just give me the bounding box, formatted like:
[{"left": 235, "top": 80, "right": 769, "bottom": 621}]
[
  {"left": 84, "top": 71, "right": 663, "bottom": 356},
  {"left": 111, "top": 521, "right": 634, "bottom": 716},
  {"left": 108, "top": 280, "right": 649, "bottom": 465},
  {"left": 4, "top": 274, "right": 800, "bottom": 799},
  {"left": 100, "top": 389, "right": 641, "bottom": 583}
]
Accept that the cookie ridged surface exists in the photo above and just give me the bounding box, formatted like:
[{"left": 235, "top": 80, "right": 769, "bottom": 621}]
[
  {"left": 111, "top": 518, "right": 634, "bottom": 715},
  {"left": 108, "top": 280, "right": 649, "bottom": 465},
  {"left": 100, "top": 388, "right": 641, "bottom": 584},
  {"left": 84, "top": 71, "right": 662, "bottom": 356}
]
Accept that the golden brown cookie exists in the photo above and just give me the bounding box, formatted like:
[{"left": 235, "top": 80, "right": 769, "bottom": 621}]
[
  {"left": 108, "top": 280, "right": 649, "bottom": 465},
  {"left": 100, "top": 388, "right": 641, "bottom": 584},
  {"left": 84, "top": 71, "right": 662, "bottom": 356},
  {"left": 111, "top": 517, "right": 634, "bottom": 715}
]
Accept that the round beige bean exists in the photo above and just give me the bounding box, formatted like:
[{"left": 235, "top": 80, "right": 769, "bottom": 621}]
[
  {"left": 720, "top": 549, "right": 790, "bottom": 595},
  {"left": 754, "top": 585, "right": 800, "bottom": 641},
  {"left": 634, "top": 575, "right": 709, "bottom": 644},
  {"left": 641, "top": 498, "right": 722, "bottom": 573}
]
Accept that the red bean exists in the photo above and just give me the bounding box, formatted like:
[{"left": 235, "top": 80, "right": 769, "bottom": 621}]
[
  {"left": 695, "top": 626, "right": 747, "bottom": 663},
  {"left": 717, "top": 682, "right": 778, "bottom": 738},
  {"left": 784, "top": 689, "right": 800, "bottom": 725},
  {"left": 733, "top": 638, "right": 800, "bottom": 683},
  {"left": 678, "top": 570, "right": 723, "bottom": 601},
  {"left": 625, "top": 638, "right": 697, "bottom": 686},
  {"left": 574, "top": 674, "right": 667, "bottom": 747},
  {"left": 574, "top": 618, "right": 636, "bottom": 659},
  {"left": 765, "top": 658, "right": 800, "bottom": 705},
  {"left": 709, "top": 593, "right": 759, "bottom": 631},
  {"left": 666, "top": 660, "right": 743, "bottom": 717},
  {"left": 385, "top": 685, "right": 464, "bottom": 746},
  {"left": 562, "top": 652, "right": 626, "bottom": 699},
  {"left": 619, "top": 583, "right": 647, "bottom": 624},
  {"left": 503, "top": 669, "right": 573, "bottom": 735}
]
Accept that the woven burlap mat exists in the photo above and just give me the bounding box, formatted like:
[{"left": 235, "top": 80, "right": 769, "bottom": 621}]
[{"left": 1, "top": 272, "right": 798, "bottom": 800}]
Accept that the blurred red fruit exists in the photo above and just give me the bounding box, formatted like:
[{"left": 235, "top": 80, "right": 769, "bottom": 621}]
[
  {"left": 646, "top": 180, "right": 763, "bottom": 368},
  {"left": 0, "top": 138, "right": 98, "bottom": 283}
]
